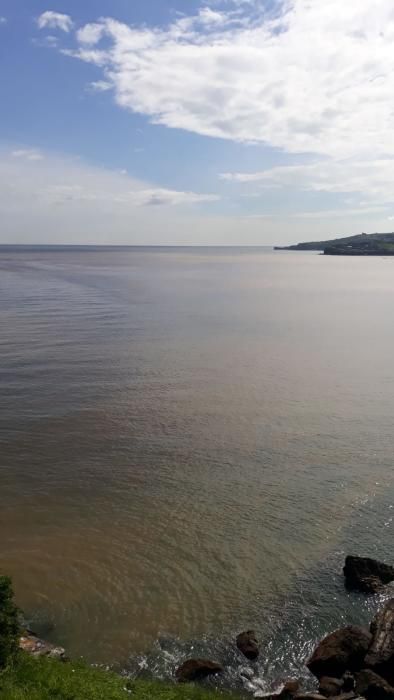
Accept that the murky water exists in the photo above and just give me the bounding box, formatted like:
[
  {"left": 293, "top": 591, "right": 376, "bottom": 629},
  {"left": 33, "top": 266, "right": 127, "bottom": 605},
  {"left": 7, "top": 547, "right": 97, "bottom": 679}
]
[{"left": 0, "top": 246, "right": 393, "bottom": 690}]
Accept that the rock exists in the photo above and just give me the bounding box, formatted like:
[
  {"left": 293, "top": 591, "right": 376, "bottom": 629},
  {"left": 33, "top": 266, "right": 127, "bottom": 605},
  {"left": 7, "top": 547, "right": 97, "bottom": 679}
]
[
  {"left": 343, "top": 556, "right": 394, "bottom": 593},
  {"left": 341, "top": 672, "right": 355, "bottom": 692},
  {"left": 240, "top": 667, "right": 255, "bottom": 681},
  {"left": 249, "top": 679, "right": 301, "bottom": 699},
  {"left": 355, "top": 669, "right": 394, "bottom": 699},
  {"left": 175, "top": 658, "right": 223, "bottom": 683},
  {"left": 236, "top": 630, "right": 259, "bottom": 660},
  {"left": 280, "top": 680, "right": 301, "bottom": 697},
  {"left": 365, "top": 599, "right": 394, "bottom": 684},
  {"left": 307, "top": 626, "right": 372, "bottom": 680},
  {"left": 19, "top": 632, "right": 65, "bottom": 660},
  {"left": 357, "top": 576, "right": 384, "bottom": 594},
  {"left": 319, "top": 677, "right": 344, "bottom": 696}
]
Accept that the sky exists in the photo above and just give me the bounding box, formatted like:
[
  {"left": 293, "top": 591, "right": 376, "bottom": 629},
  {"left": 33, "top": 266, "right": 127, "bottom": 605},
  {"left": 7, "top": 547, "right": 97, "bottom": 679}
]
[{"left": 1, "top": 0, "right": 394, "bottom": 245}]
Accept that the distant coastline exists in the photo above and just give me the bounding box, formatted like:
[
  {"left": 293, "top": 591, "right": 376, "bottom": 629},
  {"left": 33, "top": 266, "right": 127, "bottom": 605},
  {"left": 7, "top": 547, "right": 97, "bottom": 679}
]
[{"left": 275, "top": 232, "right": 394, "bottom": 255}]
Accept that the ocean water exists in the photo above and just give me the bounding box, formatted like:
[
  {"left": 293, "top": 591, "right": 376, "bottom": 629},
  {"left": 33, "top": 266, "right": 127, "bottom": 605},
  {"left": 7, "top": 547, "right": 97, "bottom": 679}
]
[{"left": 1, "top": 246, "right": 394, "bottom": 693}]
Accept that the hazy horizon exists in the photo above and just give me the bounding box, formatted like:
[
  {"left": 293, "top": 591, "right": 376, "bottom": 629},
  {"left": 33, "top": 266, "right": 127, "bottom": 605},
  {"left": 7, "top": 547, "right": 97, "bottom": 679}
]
[{"left": 1, "top": 232, "right": 394, "bottom": 249}]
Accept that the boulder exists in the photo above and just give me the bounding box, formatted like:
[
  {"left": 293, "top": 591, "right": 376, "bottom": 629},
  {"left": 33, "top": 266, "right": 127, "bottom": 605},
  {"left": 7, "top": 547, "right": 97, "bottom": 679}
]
[
  {"left": 365, "top": 599, "right": 394, "bottom": 684},
  {"left": 318, "top": 677, "right": 344, "bottom": 696},
  {"left": 343, "top": 556, "right": 394, "bottom": 593},
  {"left": 175, "top": 658, "right": 223, "bottom": 683},
  {"left": 307, "top": 626, "right": 372, "bottom": 680},
  {"left": 236, "top": 630, "right": 259, "bottom": 660},
  {"left": 355, "top": 669, "right": 394, "bottom": 699},
  {"left": 19, "top": 632, "right": 65, "bottom": 660}
]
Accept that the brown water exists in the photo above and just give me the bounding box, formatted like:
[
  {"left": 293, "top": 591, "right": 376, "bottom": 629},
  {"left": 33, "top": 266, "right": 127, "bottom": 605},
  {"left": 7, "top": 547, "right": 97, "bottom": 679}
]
[{"left": 1, "top": 246, "right": 393, "bottom": 690}]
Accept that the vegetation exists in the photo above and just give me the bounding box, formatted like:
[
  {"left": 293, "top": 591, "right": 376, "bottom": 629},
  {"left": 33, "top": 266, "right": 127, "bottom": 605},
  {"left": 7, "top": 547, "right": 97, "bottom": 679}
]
[
  {"left": 274, "top": 231, "right": 394, "bottom": 254},
  {"left": 0, "top": 576, "right": 238, "bottom": 700},
  {"left": 0, "top": 654, "right": 238, "bottom": 700},
  {"left": 0, "top": 576, "right": 20, "bottom": 668}
]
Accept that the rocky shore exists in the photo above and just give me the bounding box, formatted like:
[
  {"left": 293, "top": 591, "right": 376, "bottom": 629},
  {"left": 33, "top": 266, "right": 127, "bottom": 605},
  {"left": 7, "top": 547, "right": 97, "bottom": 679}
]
[
  {"left": 20, "top": 555, "right": 394, "bottom": 699},
  {"left": 172, "top": 555, "right": 394, "bottom": 699}
]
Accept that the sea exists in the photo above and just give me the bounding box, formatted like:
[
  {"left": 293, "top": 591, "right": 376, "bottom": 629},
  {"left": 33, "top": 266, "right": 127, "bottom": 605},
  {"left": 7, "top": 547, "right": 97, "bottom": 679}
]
[{"left": 1, "top": 245, "right": 393, "bottom": 694}]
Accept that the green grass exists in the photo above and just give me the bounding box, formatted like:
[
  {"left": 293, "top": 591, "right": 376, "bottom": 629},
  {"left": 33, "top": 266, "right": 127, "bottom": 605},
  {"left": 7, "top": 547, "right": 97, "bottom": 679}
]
[{"left": 0, "top": 653, "right": 239, "bottom": 700}]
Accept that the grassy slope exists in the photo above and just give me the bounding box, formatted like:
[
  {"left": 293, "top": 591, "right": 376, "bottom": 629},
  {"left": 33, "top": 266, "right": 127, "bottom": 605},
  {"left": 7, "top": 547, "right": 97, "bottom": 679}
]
[
  {"left": 0, "top": 654, "right": 239, "bottom": 700},
  {"left": 276, "top": 232, "right": 394, "bottom": 251}
]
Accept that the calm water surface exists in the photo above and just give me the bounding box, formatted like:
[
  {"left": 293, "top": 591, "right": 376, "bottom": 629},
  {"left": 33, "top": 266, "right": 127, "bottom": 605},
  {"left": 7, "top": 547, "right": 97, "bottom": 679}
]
[{"left": 1, "top": 246, "right": 393, "bottom": 691}]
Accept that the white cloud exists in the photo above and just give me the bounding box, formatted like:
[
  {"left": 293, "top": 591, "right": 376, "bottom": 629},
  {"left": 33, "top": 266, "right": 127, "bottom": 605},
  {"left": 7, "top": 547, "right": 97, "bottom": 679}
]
[
  {"left": 0, "top": 16, "right": 7, "bottom": 25},
  {"left": 220, "top": 158, "right": 394, "bottom": 203},
  {"left": 12, "top": 149, "right": 44, "bottom": 161},
  {"left": 76, "top": 22, "right": 106, "bottom": 45},
  {"left": 22, "top": 4, "right": 394, "bottom": 240},
  {"left": 57, "top": 0, "right": 394, "bottom": 162},
  {"left": 61, "top": 47, "right": 108, "bottom": 67},
  {"left": 37, "top": 11, "right": 73, "bottom": 33}
]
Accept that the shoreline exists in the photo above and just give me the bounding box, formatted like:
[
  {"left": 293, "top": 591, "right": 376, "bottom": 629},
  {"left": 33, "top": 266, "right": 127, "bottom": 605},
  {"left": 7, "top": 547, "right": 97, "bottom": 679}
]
[{"left": 10, "top": 556, "right": 394, "bottom": 699}]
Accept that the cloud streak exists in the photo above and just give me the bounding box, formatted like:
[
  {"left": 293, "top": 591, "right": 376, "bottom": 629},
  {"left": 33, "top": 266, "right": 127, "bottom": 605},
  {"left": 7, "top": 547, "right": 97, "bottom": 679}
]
[
  {"left": 220, "top": 158, "right": 394, "bottom": 203},
  {"left": 2, "top": 148, "right": 217, "bottom": 210},
  {"left": 0, "top": 147, "right": 262, "bottom": 245},
  {"left": 12, "top": 149, "right": 44, "bottom": 161}
]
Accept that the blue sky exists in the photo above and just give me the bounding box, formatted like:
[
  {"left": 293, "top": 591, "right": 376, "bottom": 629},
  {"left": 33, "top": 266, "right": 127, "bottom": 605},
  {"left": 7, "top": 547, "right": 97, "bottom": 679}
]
[{"left": 1, "top": 0, "right": 394, "bottom": 244}]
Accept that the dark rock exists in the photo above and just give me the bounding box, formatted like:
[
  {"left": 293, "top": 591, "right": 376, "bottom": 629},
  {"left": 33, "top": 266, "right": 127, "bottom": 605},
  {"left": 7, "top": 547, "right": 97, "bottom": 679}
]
[
  {"left": 175, "top": 658, "right": 223, "bottom": 683},
  {"left": 236, "top": 630, "right": 259, "bottom": 660},
  {"left": 342, "top": 672, "right": 355, "bottom": 692},
  {"left": 280, "top": 680, "right": 301, "bottom": 697},
  {"left": 294, "top": 694, "right": 327, "bottom": 699},
  {"left": 319, "top": 677, "right": 344, "bottom": 696},
  {"left": 307, "top": 626, "right": 372, "bottom": 680},
  {"left": 365, "top": 599, "right": 394, "bottom": 684},
  {"left": 355, "top": 576, "right": 384, "bottom": 594},
  {"left": 344, "top": 556, "right": 394, "bottom": 593},
  {"left": 355, "top": 669, "right": 394, "bottom": 699}
]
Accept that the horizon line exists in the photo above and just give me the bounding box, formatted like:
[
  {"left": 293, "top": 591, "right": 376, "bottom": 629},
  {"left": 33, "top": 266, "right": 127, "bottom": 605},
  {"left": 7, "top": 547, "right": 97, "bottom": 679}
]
[{"left": 0, "top": 243, "right": 279, "bottom": 249}]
